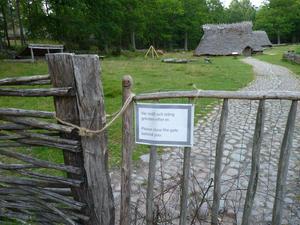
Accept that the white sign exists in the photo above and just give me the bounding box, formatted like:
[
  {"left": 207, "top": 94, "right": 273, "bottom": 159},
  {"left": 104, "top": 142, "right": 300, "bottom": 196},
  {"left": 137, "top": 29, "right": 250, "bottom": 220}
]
[{"left": 135, "top": 103, "right": 194, "bottom": 147}]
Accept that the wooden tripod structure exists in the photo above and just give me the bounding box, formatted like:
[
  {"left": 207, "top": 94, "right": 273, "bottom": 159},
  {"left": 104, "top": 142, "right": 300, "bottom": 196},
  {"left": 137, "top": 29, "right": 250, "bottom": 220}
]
[{"left": 145, "top": 45, "right": 159, "bottom": 59}]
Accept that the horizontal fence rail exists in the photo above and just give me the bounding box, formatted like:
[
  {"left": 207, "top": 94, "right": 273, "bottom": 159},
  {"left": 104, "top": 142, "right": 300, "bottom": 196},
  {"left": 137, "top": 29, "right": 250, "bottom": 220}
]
[{"left": 135, "top": 90, "right": 300, "bottom": 100}]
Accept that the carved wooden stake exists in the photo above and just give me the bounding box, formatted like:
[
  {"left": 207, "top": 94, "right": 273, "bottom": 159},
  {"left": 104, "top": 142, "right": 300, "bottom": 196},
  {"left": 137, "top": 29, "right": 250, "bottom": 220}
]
[{"left": 120, "top": 75, "right": 134, "bottom": 225}]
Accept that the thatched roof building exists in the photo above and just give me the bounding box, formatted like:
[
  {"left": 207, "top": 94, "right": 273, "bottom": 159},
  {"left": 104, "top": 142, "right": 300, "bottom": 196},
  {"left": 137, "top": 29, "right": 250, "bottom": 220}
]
[
  {"left": 194, "top": 22, "right": 271, "bottom": 56},
  {"left": 253, "top": 31, "right": 272, "bottom": 47}
]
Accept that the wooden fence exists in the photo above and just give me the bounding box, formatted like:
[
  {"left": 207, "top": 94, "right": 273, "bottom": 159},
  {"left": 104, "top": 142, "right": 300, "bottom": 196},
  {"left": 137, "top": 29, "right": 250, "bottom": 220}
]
[
  {"left": 0, "top": 53, "right": 114, "bottom": 225},
  {"left": 120, "top": 76, "right": 300, "bottom": 225},
  {"left": 0, "top": 54, "right": 299, "bottom": 225}
]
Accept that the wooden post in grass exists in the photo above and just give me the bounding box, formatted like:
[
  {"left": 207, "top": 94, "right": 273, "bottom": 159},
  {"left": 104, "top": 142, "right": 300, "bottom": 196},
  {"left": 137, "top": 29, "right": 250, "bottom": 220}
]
[
  {"left": 120, "top": 75, "right": 134, "bottom": 225},
  {"left": 47, "top": 53, "right": 115, "bottom": 225}
]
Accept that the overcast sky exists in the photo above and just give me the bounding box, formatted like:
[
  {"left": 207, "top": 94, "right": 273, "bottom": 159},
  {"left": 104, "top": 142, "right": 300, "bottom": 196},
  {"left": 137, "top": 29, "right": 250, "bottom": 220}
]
[{"left": 221, "top": 0, "right": 265, "bottom": 7}]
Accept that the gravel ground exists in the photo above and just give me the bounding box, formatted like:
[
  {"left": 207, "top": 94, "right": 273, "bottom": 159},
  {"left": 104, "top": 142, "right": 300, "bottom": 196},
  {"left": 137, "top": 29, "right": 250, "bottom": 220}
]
[{"left": 111, "top": 57, "right": 300, "bottom": 225}]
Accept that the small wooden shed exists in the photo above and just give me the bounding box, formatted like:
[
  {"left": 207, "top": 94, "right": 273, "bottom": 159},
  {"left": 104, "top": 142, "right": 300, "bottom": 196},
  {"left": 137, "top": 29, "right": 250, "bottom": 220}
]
[
  {"left": 29, "top": 44, "right": 63, "bottom": 61},
  {"left": 17, "top": 44, "right": 64, "bottom": 62}
]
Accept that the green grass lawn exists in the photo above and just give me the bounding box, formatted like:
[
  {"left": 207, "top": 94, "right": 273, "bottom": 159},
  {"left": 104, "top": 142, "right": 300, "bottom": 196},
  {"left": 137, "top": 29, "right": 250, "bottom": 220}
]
[
  {"left": 254, "top": 44, "right": 300, "bottom": 76},
  {"left": 0, "top": 52, "right": 254, "bottom": 166}
]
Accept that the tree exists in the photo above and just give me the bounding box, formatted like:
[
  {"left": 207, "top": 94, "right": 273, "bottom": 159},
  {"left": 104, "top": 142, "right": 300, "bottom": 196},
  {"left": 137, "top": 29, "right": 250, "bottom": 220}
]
[
  {"left": 179, "top": 0, "right": 209, "bottom": 50},
  {"left": 15, "top": 0, "right": 25, "bottom": 45},
  {"left": 226, "top": 0, "right": 256, "bottom": 23},
  {"left": 0, "top": 0, "right": 10, "bottom": 48},
  {"left": 207, "top": 0, "right": 226, "bottom": 23},
  {"left": 255, "top": 0, "right": 300, "bottom": 44}
]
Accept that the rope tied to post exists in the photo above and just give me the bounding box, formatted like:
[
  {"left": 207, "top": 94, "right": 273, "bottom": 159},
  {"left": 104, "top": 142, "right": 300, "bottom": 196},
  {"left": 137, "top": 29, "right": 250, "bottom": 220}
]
[{"left": 54, "top": 93, "right": 135, "bottom": 136}]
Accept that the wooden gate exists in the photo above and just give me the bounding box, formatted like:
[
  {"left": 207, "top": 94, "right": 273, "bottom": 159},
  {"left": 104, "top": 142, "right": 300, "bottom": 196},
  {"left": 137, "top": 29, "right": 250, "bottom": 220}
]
[
  {"left": 0, "top": 54, "right": 114, "bottom": 225},
  {"left": 119, "top": 75, "right": 300, "bottom": 225}
]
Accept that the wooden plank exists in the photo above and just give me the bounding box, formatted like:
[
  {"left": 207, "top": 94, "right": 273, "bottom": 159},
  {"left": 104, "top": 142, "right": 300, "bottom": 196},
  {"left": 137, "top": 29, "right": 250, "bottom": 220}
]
[
  {"left": 0, "top": 176, "right": 69, "bottom": 188},
  {"left": 0, "top": 148, "right": 81, "bottom": 174},
  {"left": 241, "top": 100, "right": 265, "bottom": 225},
  {"left": 72, "top": 54, "right": 115, "bottom": 225},
  {"left": 135, "top": 90, "right": 300, "bottom": 101},
  {"left": 0, "top": 108, "right": 54, "bottom": 118},
  {"left": 47, "top": 53, "right": 93, "bottom": 224},
  {"left": 0, "top": 163, "right": 38, "bottom": 170},
  {"left": 120, "top": 75, "right": 134, "bottom": 225},
  {"left": 211, "top": 99, "right": 229, "bottom": 225},
  {"left": 272, "top": 100, "right": 298, "bottom": 225},
  {"left": 0, "top": 116, "right": 75, "bottom": 133},
  {"left": 0, "top": 74, "right": 50, "bottom": 85},
  {"left": 29, "top": 44, "right": 64, "bottom": 49},
  {"left": 0, "top": 87, "right": 74, "bottom": 97},
  {"left": 15, "top": 130, "right": 79, "bottom": 145},
  {"left": 146, "top": 146, "right": 157, "bottom": 225},
  {"left": 19, "top": 171, "right": 83, "bottom": 187}
]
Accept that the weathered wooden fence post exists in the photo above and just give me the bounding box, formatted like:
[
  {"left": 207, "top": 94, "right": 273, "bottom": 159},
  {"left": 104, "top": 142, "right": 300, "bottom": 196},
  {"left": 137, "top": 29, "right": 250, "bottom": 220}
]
[
  {"left": 241, "top": 100, "right": 265, "bottom": 225},
  {"left": 146, "top": 145, "right": 157, "bottom": 225},
  {"left": 120, "top": 75, "right": 134, "bottom": 225},
  {"left": 47, "top": 53, "right": 115, "bottom": 225},
  {"left": 211, "top": 99, "right": 229, "bottom": 225},
  {"left": 272, "top": 100, "right": 298, "bottom": 225}
]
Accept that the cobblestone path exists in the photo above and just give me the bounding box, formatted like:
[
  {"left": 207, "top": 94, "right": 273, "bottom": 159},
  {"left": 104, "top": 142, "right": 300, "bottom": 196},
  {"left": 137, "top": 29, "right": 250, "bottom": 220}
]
[{"left": 111, "top": 58, "right": 300, "bottom": 225}]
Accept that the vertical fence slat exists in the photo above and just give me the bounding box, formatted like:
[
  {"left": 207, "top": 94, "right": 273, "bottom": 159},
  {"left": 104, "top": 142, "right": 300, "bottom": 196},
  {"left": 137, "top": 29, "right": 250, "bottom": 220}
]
[
  {"left": 146, "top": 145, "right": 157, "bottom": 225},
  {"left": 72, "top": 55, "right": 115, "bottom": 225},
  {"left": 241, "top": 100, "right": 265, "bottom": 225},
  {"left": 179, "top": 146, "right": 191, "bottom": 225},
  {"left": 120, "top": 75, "right": 134, "bottom": 225},
  {"left": 211, "top": 99, "right": 229, "bottom": 225},
  {"left": 47, "top": 53, "right": 86, "bottom": 204},
  {"left": 272, "top": 100, "right": 298, "bottom": 225}
]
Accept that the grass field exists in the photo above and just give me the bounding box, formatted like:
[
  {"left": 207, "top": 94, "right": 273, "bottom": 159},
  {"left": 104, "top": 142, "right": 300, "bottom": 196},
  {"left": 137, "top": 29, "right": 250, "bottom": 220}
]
[
  {"left": 0, "top": 52, "right": 254, "bottom": 166},
  {"left": 254, "top": 44, "right": 300, "bottom": 76}
]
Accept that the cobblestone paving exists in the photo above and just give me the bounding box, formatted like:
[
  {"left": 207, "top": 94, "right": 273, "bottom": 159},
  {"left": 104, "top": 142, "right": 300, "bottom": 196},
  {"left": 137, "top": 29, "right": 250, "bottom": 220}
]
[{"left": 111, "top": 58, "right": 300, "bottom": 225}]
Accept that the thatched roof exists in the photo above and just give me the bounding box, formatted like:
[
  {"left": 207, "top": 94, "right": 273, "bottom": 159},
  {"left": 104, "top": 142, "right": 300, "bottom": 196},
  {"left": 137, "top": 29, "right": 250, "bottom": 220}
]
[
  {"left": 253, "top": 31, "right": 272, "bottom": 47},
  {"left": 194, "top": 22, "right": 266, "bottom": 56}
]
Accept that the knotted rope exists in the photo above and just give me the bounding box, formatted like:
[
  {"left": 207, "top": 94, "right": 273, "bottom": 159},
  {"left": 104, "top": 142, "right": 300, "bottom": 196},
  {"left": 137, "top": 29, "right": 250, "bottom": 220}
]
[{"left": 54, "top": 93, "right": 135, "bottom": 136}]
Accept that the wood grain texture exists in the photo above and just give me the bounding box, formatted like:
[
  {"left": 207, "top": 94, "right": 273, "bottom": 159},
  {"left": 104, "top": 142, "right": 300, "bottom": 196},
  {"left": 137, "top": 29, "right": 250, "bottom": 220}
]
[
  {"left": 272, "top": 100, "right": 298, "bottom": 225},
  {"left": 146, "top": 146, "right": 157, "bottom": 225},
  {"left": 0, "top": 74, "right": 50, "bottom": 85},
  {"left": 47, "top": 53, "right": 96, "bottom": 224},
  {"left": 241, "top": 100, "right": 265, "bottom": 225},
  {"left": 0, "top": 108, "right": 54, "bottom": 118},
  {"left": 135, "top": 90, "right": 300, "bottom": 101},
  {"left": 120, "top": 75, "right": 134, "bottom": 225},
  {"left": 211, "top": 99, "right": 229, "bottom": 225},
  {"left": 72, "top": 54, "right": 115, "bottom": 225},
  {"left": 0, "top": 115, "right": 75, "bottom": 133},
  {"left": 0, "top": 87, "right": 73, "bottom": 96}
]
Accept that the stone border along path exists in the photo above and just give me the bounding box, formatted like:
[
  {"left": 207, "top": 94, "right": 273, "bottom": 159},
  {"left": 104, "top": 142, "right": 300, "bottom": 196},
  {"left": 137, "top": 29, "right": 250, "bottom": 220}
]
[{"left": 111, "top": 57, "right": 300, "bottom": 225}]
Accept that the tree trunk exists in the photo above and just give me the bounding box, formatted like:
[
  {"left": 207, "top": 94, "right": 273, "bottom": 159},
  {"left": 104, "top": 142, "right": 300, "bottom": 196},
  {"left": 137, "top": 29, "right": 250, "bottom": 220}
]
[
  {"left": 15, "top": 0, "right": 25, "bottom": 46},
  {"left": 9, "top": 3, "right": 17, "bottom": 46},
  {"left": 277, "top": 31, "right": 281, "bottom": 45},
  {"left": 1, "top": 4, "right": 10, "bottom": 48},
  {"left": 131, "top": 31, "right": 136, "bottom": 51},
  {"left": 184, "top": 32, "right": 188, "bottom": 51}
]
